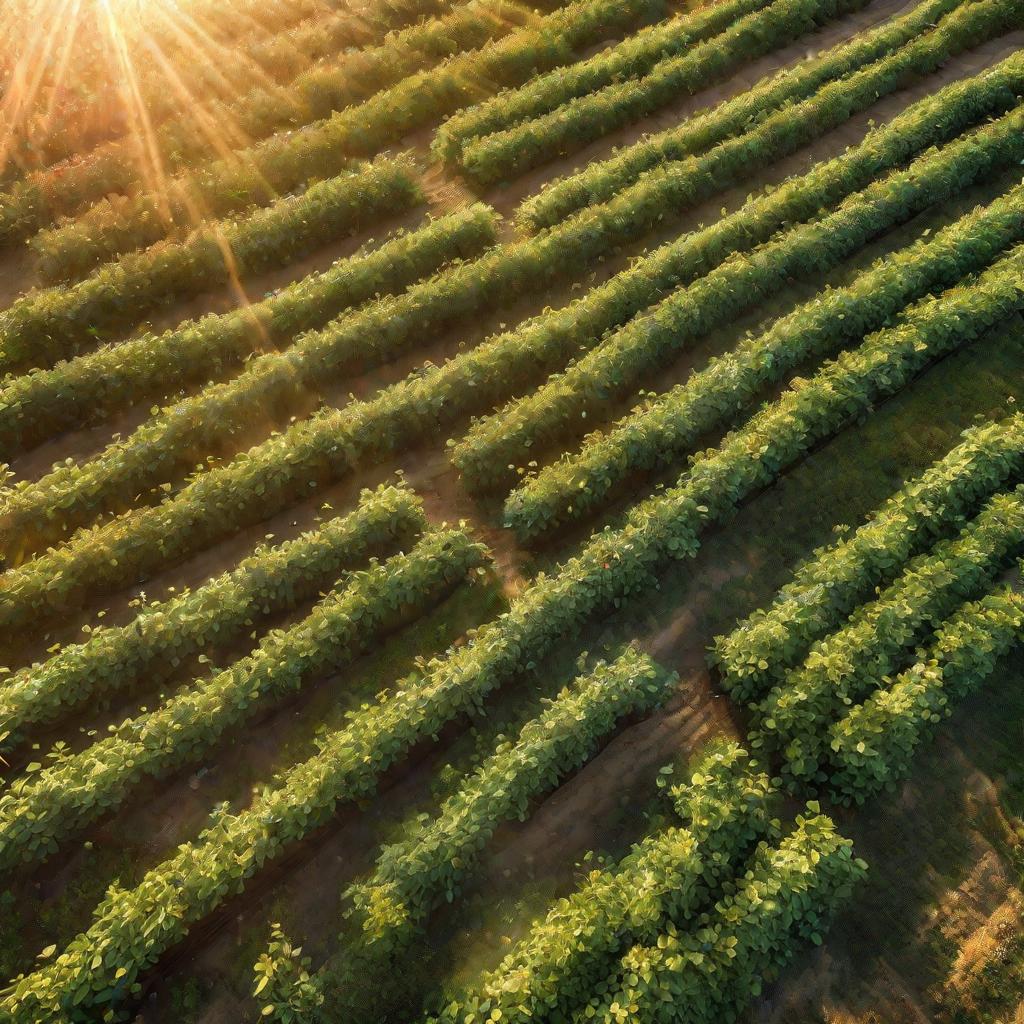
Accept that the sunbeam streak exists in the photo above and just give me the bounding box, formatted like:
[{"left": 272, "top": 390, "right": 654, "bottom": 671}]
[{"left": 0, "top": 0, "right": 317, "bottom": 186}]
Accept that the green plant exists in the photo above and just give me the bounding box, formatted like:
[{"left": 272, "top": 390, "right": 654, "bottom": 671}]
[
  {"left": 0, "top": 156, "right": 422, "bottom": 376},
  {"left": 346, "top": 648, "right": 674, "bottom": 952},
  {"left": 712, "top": 416, "right": 1024, "bottom": 702},
  {"left": 433, "top": 743, "right": 775, "bottom": 1024},
  {"left": 753, "top": 486, "right": 1024, "bottom": 787},
  {"left": 21, "top": 0, "right": 660, "bottom": 273},
  {"left": 828, "top": 582, "right": 1024, "bottom": 803},
  {"left": 433, "top": 0, "right": 774, "bottom": 162},
  {"left": 453, "top": 0, "right": 868, "bottom": 185},
  {"left": 0, "top": 0, "right": 453, "bottom": 241},
  {"left": 580, "top": 809, "right": 866, "bottom": 1024},
  {"left": 0, "top": 483, "right": 423, "bottom": 745},
  {"left": 504, "top": 181, "right": 1024, "bottom": 537},
  {"left": 253, "top": 924, "right": 324, "bottom": 1024},
  {"left": 462, "top": 104, "right": 1024, "bottom": 502},
  {"left": 27, "top": 1, "right": 517, "bottom": 286},
  {"left": 0, "top": 203, "right": 498, "bottom": 457},
  {"left": 0, "top": 528, "right": 487, "bottom": 872},
  {"left": 4, "top": 58, "right": 1019, "bottom": 630},
  {"left": 518, "top": 0, "right": 967, "bottom": 228}
]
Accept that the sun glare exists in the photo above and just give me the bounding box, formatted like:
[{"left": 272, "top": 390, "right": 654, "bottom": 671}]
[{"left": 0, "top": 0, "right": 287, "bottom": 214}]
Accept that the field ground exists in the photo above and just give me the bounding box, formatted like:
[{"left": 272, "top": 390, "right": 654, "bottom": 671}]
[{"left": 1, "top": 0, "right": 1024, "bottom": 1020}]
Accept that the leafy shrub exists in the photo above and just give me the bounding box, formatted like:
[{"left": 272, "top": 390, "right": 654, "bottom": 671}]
[
  {"left": 713, "top": 416, "right": 1024, "bottom": 702},
  {"left": 433, "top": 0, "right": 773, "bottom": 163},
  {"left": 0, "top": 204, "right": 499, "bottom": 456},
  {"left": 580, "top": 809, "right": 866, "bottom": 1024},
  {"left": 0, "top": 483, "right": 424, "bottom": 744},
  {"left": 829, "top": 584, "right": 1024, "bottom": 803},
  {"left": 433, "top": 743, "right": 774, "bottom": 1024},
  {"left": 21, "top": 0, "right": 660, "bottom": 272},
  {"left": 337, "top": 650, "right": 674, "bottom": 957},
  {"left": 753, "top": 486, "right": 1024, "bottom": 787},
  {"left": 0, "top": 157, "right": 422, "bottom": 376}
]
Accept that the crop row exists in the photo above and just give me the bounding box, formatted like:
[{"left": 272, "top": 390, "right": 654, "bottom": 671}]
[
  {"left": 520, "top": 0, "right": 965, "bottom": 229},
  {"left": 0, "top": 483, "right": 424, "bottom": 747},
  {"left": 344, "top": 648, "right": 673, "bottom": 955},
  {"left": 829, "top": 581, "right": 1024, "bottom": 802},
  {"left": 29, "top": 0, "right": 523, "bottom": 285},
  {"left": 33, "top": 0, "right": 659, "bottom": 275},
  {"left": 230, "top": 0, "right": 531, "bottom": 154},
  {"left": 433, "top": 743, "right": 774, "bottom": 1024},
  {"left": 2, "top": 57, "right": 1019, "bottom": 625},
  {"left": 712, "top": 416, "right": 1024, "bottom": 702},
  {"left": 0, "top": 157, "right": 423, "bottom": 377},
  {"left": 454, "top": 0, "right": 868, "bottom": 186},
  {"left": 0, "top": 534, "right": 512, "bottom": 1022},
  {"left": 417, "top": 238, "right": 1024, "bottom": 812},
  {"left": 19, "top": 4, "right": 1019, "bottom": 380},
  {"left": 0, "top": 203, "right": 498, "bottom": 459},
  {"left": 505, "top": 180, "right": 1024, "bottom": 539},
  {"left": 0, "top": 189, "right": 691, "bottom": 555},
  {"left": 0, "top": 527, "right": 487, "bottom": 874},
  {"left": 463, "top": 102, "right": 1024, "bottom": 504},
  {"left": 7, "top": 235, "right": 1007, "bottom": 1018},
  {"left": 224, "top": 0, "right": 453, "bottom": 88},
  {"left": 580, "top": 810, "right": 865, "bottom": 1024},
  {"left": 752, "top": 485, "right": 1024, "bottom": 787},
  {"left": 138, "top": 0, "right": 474, "bottom": 127},
  {"left": 122, "top": 0, "right": 378, "bottom": 123},
  {"left": 432, "top": 0, "right": 774, "bottom": 162}
]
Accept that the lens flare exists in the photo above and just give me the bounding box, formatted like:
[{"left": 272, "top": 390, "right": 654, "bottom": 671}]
[{"left": 0, "top": 0, "right": 313, "bottom": 211}]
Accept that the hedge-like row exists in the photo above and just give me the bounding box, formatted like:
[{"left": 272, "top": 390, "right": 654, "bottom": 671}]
[
  {"left": 464, "top": 103, "right": 1024, "bottom": 503},
  {"left": 30, "top": 0, "right": 659, "bottom": 274},
  {"left": 518, "top": 0, "right": 979, "bottom": 229},
  {"left": 0, "top": 484, "right": 423, "bottom": 747},
  {"left": 2, "top": 62, "right": 1020, "bottom": 625},
  {"left": 580, "top": 810, "right": 865, "bottom": 1024},
  {"left": 0, "top": 528, "right": 487, "bottom": 874},
  {"left": 256, "top": 0, "right": 530, "bottom": 136},
  {"left": 753, "top": 484, "right": 1024, "bottom": 789},
  {"left": 0, "top": 0, "right": 452, "bottom": 237},
  {"left": 432, "top": 743, "right": 774, "bottom": 1024},
  {"left": 0, "top": 157, "right": 422, "bottom": 377},
  {"left": 712, "top": 416, "right": 1024, "bottom": 703},
  {"left": 8, "top": 237, "right": 1009, "bottom": 1018},
  {"left": 0, "top": 204, "right": 498, "bottom": 458},
  {"left": 0, "top": 543, "right": 520, "bottom": 1024},
  {"left": 504, "top": 181, "right": 1024, "bottom": 538},
  {"left": 370, "top": 241, "right": 1024, "bottom": 839},
  {"left": 219, "top": 0, "right": 458, "bottom": 83},
  {"left": 454, "top": 0, "right": 866, "bottom": 185},
  {"left": 432, "top": 0, "right": 774, "bottom": 163},
  {"left": 828, "top": 582, "right": 1024, "bottom": 803},
  {"left": 0, "top": 180, "right": 741, "bottom": 553},
  {"left": 29, "top": 0, "right": 520, "bottom": 284},
  {"left": 241, "top": 0, "right": 460, "bottom": 95},
  {"left": 345, "top": 648, "right": 674, "bottom": 953}
]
